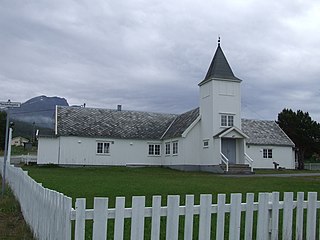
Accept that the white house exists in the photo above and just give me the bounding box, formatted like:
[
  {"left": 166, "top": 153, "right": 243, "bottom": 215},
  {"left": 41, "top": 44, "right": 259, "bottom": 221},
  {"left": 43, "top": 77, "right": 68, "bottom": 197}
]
[
  {"left": 11, "top": 136, "right": 29, "bottom": 147},
  {"left": 37, "top": 42, "right": 295, "bottom": 172}
]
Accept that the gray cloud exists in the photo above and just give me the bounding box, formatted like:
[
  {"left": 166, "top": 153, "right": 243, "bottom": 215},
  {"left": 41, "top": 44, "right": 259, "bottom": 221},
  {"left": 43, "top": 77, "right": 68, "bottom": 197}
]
[{"left": 1, "top": 0, "right": 320, "bottom": 121}]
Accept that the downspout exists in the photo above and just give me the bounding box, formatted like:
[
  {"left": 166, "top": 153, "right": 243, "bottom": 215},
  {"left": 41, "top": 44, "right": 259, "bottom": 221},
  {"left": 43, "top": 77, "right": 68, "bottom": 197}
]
[{"left": 58, "top": 137, "right": 61, "bottom": 165}]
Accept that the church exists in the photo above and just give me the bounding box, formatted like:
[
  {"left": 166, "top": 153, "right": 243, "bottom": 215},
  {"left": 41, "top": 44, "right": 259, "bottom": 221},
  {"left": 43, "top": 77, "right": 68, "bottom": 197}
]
[{"left": 37, "top": 41, "right": 295, "bottom": 172}]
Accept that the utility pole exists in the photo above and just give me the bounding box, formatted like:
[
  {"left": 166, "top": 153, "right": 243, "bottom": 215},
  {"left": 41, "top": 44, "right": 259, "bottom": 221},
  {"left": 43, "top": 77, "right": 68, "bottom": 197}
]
[{"left": 1, "top": 100, "right": 21, "bottom": 197}]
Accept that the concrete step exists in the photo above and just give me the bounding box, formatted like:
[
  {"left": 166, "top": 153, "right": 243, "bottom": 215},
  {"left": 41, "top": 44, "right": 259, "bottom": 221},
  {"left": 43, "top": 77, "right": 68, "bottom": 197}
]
[{"left": 220, "top": 164, "right": 254, "bottom": 175}]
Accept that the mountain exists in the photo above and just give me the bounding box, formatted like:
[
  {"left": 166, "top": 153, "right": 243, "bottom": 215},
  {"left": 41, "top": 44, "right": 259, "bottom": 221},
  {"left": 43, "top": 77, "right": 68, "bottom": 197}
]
[{"left": 10, "top": 95, "right": 69, "bottom": 129}]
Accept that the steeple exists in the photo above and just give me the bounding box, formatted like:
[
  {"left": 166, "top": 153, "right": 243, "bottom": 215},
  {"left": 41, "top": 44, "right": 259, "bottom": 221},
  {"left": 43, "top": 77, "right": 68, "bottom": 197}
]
[{"left": 199, "top": 39, "right": 241, "bottom": 86}]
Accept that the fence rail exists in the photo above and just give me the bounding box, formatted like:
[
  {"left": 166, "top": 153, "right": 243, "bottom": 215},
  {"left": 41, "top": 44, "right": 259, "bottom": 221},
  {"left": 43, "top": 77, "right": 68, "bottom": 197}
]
[{"left": 1, "top": 158, "right": 320, "bottom": 240}]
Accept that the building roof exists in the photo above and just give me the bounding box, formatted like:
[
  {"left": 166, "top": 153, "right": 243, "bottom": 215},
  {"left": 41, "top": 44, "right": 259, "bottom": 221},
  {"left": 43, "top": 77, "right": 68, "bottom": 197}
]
[
  {"left": 241, "top": 119, "right": 295, "bottom": 147},
  {"left": 56, "top": 107, "right": 294, "bottom": 147},
  {"left": 56, "top": 106, "right": 177, "bottom": 140},
  {"left": 199, "top": 43, "right": 241, "bottom": 86},
  {"left": 162, "top": 108, "right": 200, "bottom": 139}
]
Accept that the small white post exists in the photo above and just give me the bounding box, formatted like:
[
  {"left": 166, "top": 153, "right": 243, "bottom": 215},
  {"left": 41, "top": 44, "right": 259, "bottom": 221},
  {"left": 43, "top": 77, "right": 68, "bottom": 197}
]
[{"left": 7, "top": 128, "right": 13, "bottom": 165}]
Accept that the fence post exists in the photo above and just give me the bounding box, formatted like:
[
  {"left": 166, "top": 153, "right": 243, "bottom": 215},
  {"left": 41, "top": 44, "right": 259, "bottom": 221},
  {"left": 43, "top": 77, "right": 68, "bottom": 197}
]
[
  {"left": 184, "top": 195, "right": 194, "bottom": 240},
  {"left": 131, "top": 196, "right": 146, "bottom": 240},
  {"left": 306, "top": 192, "right": 317, "bottom": 240},
  {"left": 245, "top": 193, "right": 254, "bottom": 239},
  {"left": 114, "top": 197, "right": 125, "bottom": 240},
  {"left": 229, "top": 193, "right": 242, "bottom": 240},
  {"left": 199, "top": 194, "right": 212, "bottom": 240},
  {"left": 93, "top": 197, "right": 108, "bottom": 240},
  {"left": 295, "top": 192, "right": 304, "bottom": 240},
  {"left": 151, "top": 196, "right": 161, "bottom": 240},
  {"left": 282, "top": 192, "right": 294, "bottom": 239},
  {"left": 257, "top": 193, "right": 269, "bottom": 240},
  {"left": 216, "top": 194, "right": 226, "bottom": 240},
  {"left": 270, "top": 192, "right": 279, "bottom": 240},
  {"left": 75, "top": 198, "right": 86, "bottom": 240},
  {"left": 166, "top": 195, "right": 180, "bottom": 240},
  {"left": 64, "top": 197, "right": 73, "bottom": 240}
]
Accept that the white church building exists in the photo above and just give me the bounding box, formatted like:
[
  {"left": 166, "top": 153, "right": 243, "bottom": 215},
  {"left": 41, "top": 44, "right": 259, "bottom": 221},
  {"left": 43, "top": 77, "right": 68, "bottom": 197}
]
[{"left": 37, "top": 42, "right": 295, "bottom": 172}]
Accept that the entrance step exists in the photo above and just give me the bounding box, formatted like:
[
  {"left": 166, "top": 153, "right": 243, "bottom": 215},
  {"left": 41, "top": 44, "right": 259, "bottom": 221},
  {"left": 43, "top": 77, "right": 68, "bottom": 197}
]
[{"left": 220, "top": 164, "right": 254, "bottom": 175}]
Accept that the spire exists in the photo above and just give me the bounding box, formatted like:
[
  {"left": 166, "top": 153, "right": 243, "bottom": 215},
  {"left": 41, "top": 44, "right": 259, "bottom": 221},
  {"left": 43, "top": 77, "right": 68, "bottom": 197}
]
[{"left": 199, "top": 40, "right": 241, "bottom": 86}]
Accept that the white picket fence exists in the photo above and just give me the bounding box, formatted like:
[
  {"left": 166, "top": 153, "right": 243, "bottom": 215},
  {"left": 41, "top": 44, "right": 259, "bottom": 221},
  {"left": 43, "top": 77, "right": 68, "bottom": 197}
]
[
  {"left": 1, "top": 159, "right": 320, "bottom": 240},
  {"left": 73, "top": 192, "right": 319, "bottom": 240},
  {"left": 0, "top": 159, "right": 72, "bottom": 240}
]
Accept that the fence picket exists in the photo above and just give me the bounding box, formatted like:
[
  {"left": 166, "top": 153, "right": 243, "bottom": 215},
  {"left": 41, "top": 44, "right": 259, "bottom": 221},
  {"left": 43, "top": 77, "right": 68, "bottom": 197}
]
[
  {"left": 75, "top": 198, "right": 86, "bottom": 240},
  {"left": 295, "top": 192, "right": 304, "bottom": 240},
  {"left": 184, "top": 195, "right": 195, "bottom": 240},
  {"left": 271, "top": 192, "right": 280, "bottom": 240},
  {"left": 114, "top": 197, "right": 126, "bottom": 240},
  {"left": 229, "top": 193, "right": 242, "bottom": 240},
  {"left": 245, "top": 193, "right": 254, "bottom": 240},
  {"left": 93, "top": 197, "right": 108, "bottom": 240},
  {"left": 257, "top": 193, "right": 269, "bottom": 240},
  {"left": 306, "top": 192, "right": 317, "bottom": 240},
  {"left": 151, "top": 196, "right": 161, "bottom": 240},
  {"left": 282, "top": 192, "right": 294, "bottom": 240},
  {"left": 216, "top": 194, "right": 226, "bottom": 240},
  {"left": 131, "top": 196, "right": 146, "bottom": 240},
  {"left": 199, "top": 194, "right": 212, "bottom": 240},
  {"left": 166, "top": 195, "right": 180, "bottom": 240}
]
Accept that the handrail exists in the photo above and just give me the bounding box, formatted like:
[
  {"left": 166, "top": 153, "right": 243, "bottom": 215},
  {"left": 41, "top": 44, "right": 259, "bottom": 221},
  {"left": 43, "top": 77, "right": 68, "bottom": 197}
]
[
  {"left": 244, "top": 153, "right": 254, "bottom": 172},
  {"left": 220, "top": 152, "right": 229, "bottom": 172}
]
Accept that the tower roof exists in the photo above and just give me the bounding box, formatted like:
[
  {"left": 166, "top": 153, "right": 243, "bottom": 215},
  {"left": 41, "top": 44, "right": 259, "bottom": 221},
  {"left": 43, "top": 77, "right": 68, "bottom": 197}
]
[{"left": 199, "top": 41, "right": 241, "bottom": 86}]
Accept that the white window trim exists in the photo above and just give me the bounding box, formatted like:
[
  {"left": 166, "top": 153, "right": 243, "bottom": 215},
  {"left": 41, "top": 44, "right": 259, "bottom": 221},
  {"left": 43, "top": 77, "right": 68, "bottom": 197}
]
[
  {"left": 203, "top": 139, "right": 209, "bottom": 148},
  {"left": 165, "top": 142, "right": 171, "bottom": 156},
  {"left": 263, "top": 148, "right": 273, "bottom": 159},
  {"left": 96, "top": 141, "right": 111, "bottom": 155},
  {"left": 148, "top": 143, "right": 161, "bottom": 157},
  {"left": 220, "top": 114, "right": 234, "bottom": 127},
  {"left": 172, "top": 141, "right": 178, "bottom": 156}
]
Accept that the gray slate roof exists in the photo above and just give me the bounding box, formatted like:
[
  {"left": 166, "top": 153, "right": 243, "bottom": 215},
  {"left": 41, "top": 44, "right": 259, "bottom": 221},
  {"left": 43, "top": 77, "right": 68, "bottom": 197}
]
[
  {"left": 56, "top": 106, "right": 294, "bottom": 147},
  {"left": 162, "top": 108, "right": 200, "bottom": 139},
  {"left": 199, "top": 44, "right": 241, "bottom": 86},
  {"left": 241, "top": 119, "right": 295, "bottom": 147},
  {"left": 57, "top": 106, "right": 177, "bottom": 140}
]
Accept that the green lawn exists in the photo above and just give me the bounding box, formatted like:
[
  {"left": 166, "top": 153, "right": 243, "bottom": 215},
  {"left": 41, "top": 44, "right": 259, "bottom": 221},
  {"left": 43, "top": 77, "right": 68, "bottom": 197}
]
[
  {"left": 20, "top": 165, "right": 320, "bottom": 239},
  {"left": 22, "top": 165, "right": 320, "bottom": 208}
]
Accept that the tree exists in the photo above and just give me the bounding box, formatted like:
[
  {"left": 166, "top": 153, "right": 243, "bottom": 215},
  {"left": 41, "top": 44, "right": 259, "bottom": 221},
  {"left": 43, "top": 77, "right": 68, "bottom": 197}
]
[
  {"left": 277, "top": 109, "right": 320, "bottom": 169},
  {"left": 0, "top": 111, "right": 7, "bottom": 150}
]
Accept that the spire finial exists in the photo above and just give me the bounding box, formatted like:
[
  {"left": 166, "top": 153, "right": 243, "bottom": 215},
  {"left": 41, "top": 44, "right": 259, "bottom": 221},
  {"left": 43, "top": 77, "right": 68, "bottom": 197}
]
[{"left": 218, "top": 35, "right": 221, "bottom": 46}]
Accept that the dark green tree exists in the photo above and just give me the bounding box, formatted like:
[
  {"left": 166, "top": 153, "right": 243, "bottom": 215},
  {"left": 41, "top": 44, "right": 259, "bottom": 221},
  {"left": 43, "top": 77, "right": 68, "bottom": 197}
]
[
  {"left": 277, "top": 108, "right": 320, "bottom": 169},
  {"left": 0, "top": 111, "right": 7, "bottom": 150}
]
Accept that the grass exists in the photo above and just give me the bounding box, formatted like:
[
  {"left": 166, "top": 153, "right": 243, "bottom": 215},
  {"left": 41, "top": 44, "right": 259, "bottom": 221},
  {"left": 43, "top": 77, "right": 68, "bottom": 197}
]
[
  {"left": 21, "top": 165, "right": 320, "bottom": 239},
  {"left": 0, "top": 178, "right": 34, "bottom": 240},
  {"left": 22, "top": 165, "right": 320, "bottom": 208}
]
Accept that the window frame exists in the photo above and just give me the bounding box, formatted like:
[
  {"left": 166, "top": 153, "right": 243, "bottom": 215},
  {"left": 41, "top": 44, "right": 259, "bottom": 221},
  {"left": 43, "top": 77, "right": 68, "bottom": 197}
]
[
  {"left": 96, "top": 141, "right": 111, "bottom": 155},
  {"left": 221, "top": 114, "right": 234, "bottom": 127},
  {"left": 203, "top": 139, "right": 209, "bottom": 148},
  {"left": 148, "top": 143, "right": 161, "bottom": 156},
  {"left": 165, "top": 142, "right": 171, "bottom": 155},
  {"left": 172, "top": 141, "right": 178, "bottom": 155},
  {"left": 263, "top": 148, "right": 273, "bottom": 159}
]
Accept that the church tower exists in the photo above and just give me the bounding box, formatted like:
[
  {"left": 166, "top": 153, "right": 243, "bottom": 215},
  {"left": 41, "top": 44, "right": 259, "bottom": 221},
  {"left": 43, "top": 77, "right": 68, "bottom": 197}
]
[{"left": 199, "top": 39, "right": 247, "bottom": 166}]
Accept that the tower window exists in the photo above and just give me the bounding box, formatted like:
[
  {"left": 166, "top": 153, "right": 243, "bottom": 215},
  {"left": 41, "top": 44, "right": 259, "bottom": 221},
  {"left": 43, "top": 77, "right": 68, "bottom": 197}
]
[{"left": 221, "top": 115, "right": 234, "bottom": 127}]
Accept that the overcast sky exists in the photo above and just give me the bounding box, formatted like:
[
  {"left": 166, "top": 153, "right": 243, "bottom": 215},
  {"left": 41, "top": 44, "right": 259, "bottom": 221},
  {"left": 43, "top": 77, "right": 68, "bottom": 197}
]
[{"left": 1, "top": 0, "right": 320, "bottom": 122}]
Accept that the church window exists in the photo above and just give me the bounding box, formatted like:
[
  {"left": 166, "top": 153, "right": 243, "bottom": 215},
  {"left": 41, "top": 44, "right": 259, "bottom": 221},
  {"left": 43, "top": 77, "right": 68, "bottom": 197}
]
[
  {"left": 149, "top": 144, "right": 161, "bottom": 156},
  {"left": 221, "top": 114, "right": 234, "bottom": 127},
  {"left": 263, "top": 149, "right": 273, "bottom": 158}
]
